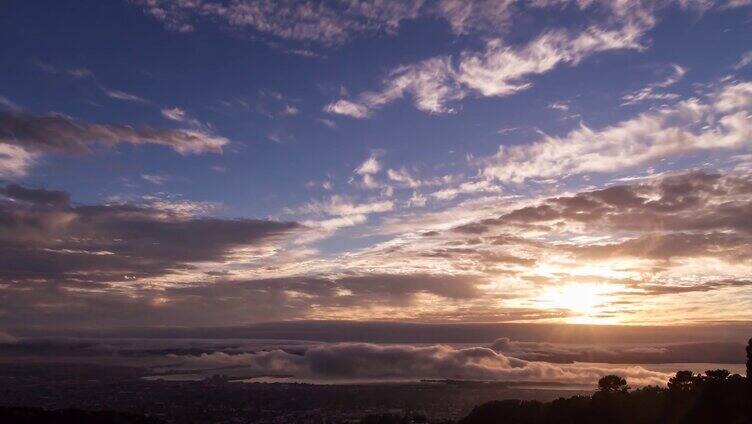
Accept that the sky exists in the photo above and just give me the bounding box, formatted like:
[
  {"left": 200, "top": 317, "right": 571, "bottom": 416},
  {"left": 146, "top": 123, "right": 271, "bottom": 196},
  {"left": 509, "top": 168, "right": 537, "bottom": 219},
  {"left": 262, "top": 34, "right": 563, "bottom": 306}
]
[{"left": 1, "top": 0, "right": 752, "bottom": 353}]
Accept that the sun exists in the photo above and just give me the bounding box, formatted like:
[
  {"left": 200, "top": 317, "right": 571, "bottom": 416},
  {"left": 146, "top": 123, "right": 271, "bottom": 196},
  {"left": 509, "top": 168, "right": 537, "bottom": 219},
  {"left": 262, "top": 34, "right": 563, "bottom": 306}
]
[{"left": 538, "top": 283, "right": 619, "bottom": 324}]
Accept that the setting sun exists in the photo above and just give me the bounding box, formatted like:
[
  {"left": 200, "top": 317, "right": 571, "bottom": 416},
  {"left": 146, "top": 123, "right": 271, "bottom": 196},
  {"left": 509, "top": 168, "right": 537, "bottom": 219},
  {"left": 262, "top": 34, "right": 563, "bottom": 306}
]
[{"left": 538, "top": 283, "right": 621, "bottom": 324}]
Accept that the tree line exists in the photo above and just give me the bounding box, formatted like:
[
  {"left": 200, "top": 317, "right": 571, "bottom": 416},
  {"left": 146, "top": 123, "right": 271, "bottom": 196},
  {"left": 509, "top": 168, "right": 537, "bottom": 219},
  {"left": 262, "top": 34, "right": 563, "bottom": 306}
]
[{"left": 458, "top": 338, "right": 752, "bottom": 424}]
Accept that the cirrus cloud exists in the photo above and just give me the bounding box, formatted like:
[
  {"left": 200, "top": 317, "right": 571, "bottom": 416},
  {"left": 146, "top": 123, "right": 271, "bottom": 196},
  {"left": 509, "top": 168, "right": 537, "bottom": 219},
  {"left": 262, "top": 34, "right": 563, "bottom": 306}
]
[{"left": 481, "top": 81, "right": 752, "bottom": 182}]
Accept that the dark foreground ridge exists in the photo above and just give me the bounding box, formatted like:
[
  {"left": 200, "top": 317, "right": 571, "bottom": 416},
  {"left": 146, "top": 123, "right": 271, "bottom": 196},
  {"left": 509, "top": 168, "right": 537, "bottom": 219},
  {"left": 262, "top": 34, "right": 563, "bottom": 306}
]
[
  {"left": 459, "top": 370, "right": 752, "bottom": 424},
  {"left": 458, "top": 337, "right": 752, "bottom": 424}
]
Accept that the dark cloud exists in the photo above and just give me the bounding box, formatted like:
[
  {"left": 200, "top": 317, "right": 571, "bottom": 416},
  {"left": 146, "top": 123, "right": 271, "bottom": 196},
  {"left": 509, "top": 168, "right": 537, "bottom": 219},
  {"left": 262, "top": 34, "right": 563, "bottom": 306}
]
[
  {"left": 446, "top": 171, "right": 752, "bottom": 267},
  {"left": 489, "top": 338, "right": 748, "bottom": 364},
  {"left": 482, "top": 171, "right": 752, "bottom": 233},
  {"left": 420, "top": 247, "right": 535, "bottom": 268},
  {"left": 453, "top": 222, "right": 494, "bottom": 234},
  {"left": 476, "top": 251, "right": 535, "bottom": 266},
  {"left": 0, "top": 184, "right": 491, "bottom": 330},
  {"left": 632, "top": 278, "right": 752, "bottom": 296},
  {"left": 336, "top": 273, "right": 480, "bottom": 300},
  {"left": 0, "top": 184, "right": 70, "bottom": 207},
  {"left": 0, "top": 268, "right": 481, "bottom": 330},
  {"left": 0, "top": 111, "right": 228, "bottom": 157},
  {"left": 570, "top": 233, "right": 752, "bottom": 261},
  {"left": 14, "top": 320, "right": 752, "bottom": 346},
  {"left": 0, "top": 184, "right": 301, "bottom": 284}
]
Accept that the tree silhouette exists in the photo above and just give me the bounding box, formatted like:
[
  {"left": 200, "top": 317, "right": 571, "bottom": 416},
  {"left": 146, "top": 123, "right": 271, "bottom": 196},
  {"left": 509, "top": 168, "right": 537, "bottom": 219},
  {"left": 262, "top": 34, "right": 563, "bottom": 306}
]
[
  {"left": 747, "top": 337, "right": 751, "bottom": 384},
  {"left": 748, "top": 338, "right": 752, "bottom": 421},
  {"left": 667, "top": 370, "right": 695, "bottom": 392},
  {"left": 703, "top": 369, "right": 730, "bottom": 382},
  {"left": 459, "top": 368, "right": 752, "bottom": 424},
  {"left": 596, "top": 375, "right": 629, "bottom": 394}
]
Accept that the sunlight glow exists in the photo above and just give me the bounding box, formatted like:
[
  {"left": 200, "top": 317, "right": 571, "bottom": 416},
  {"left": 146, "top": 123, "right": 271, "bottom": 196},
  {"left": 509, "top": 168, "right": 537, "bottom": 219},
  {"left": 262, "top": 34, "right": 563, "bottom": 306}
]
[{"left": 538, "top": 283, "right": 621, "bottom": 324}]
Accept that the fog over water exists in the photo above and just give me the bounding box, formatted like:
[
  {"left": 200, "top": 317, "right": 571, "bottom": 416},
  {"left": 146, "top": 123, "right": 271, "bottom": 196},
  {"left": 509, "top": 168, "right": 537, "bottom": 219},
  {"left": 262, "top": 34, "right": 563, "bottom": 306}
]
[{"left": 3, "top": 322, "right": 748, "bottom": 388}]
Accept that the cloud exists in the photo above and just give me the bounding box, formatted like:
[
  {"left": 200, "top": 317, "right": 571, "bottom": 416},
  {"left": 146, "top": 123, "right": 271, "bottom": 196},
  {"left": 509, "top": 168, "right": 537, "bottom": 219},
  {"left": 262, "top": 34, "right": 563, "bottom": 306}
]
[
  {"left": 430, "top": 179, "right": 501, "bottom": 200},
  {"left": 489, "top": 338, "right": 748, "bottom": 364},
  {"left": 132, "top": 0, "right": 698, "bottom": 50},
  {"left": 133, "top": 0, "right": 424, "bottom": 44},
  {"left": 351, "top": 154, "right": 388, "bottom": 190},
  {"left": 136, "top": 1, "right": 740, "bottom": 118},
  {"left": 357, "top": 56, "right": 463, "bottom": 115},
  {"left": 634, "top": 278, "right": 752, "bottom": 295},
  {"left": 303, "top": 214, "right": 369, "bottom": 231},
  {"left": 722, "top": 0, "right": 752, "bottom": 8},
  {"left": 0, "top": 112, "right": 229, "bottom": 176},
  {"left": 171, "top": 342, "right": 670, "bottom": 386},
  {"left": 35, "top": 61, "right": 95, "bottom": 79},
  {"left": 350, "top": 169, "right": 752, "bottom": 324},
  {"left": 481, "top": 80, "right": 752, "bottom": 182},
  {"left": 387, "top": 168, "right": 422, "bottom": 188},
  {"left": 136, "top": 0, "right": 586, "bottom": 47},
  {"left": 141, "top": 174, "right": 167, "bottom": 185},
  {"left": 324, "top": 99, "right": 370, "bottom": 118},
  {"left": 471, "top": 170, "right": 752, "bottom": 235},
  {"left": 621, "top": 64, "right": 686, "bottom": 105},
  {"left": 327, "top": 4, "right": 652, "bottom": 117},
  {"left": 0, "top": 272, "right": 481, "bottom": 330},
  {"left": 246, "top": 90, "right": 302, "bottom": 119},
  {"left": 4, "top": 326, "right": 749, "bottom": 371},
  {"left": 35, "top": 62, "right": 148, "bottom": 103},
  {"left": 714, "top": 81, "right": 752, "bottom": 112},
  {"left": 0, "top": 183, "right": 301, "bottom": 284},
  {"left": 569, "top": 233, "right": 752, "bottom": 261},
  {"left": 301, "top": 195, "right": 393, "bottom": 216},
  {"left": 297, "top": 195, "right": 394, "bottom": 234},
  {"left": 161, "top": 107, "right": 188, "bottom": 121},
  {"left": 0, "top": 184, "right": 71, "bottom": 207},
  {"left": 102, "top": 89, "right": 148, "bottom": 103},
  {"left": 355, "top": 155, "right": 382, "bottom": 175},
  {"left": 318, "top": 118, "right": 336, "bottom": 128},
  {"left": 334, "top": 273, "right": 480, "bottom": 300},
  {"left": 437, "top": 0, "right": 517, "bottom": 35},
  {"left": 0, "top": 143, "right": 37, "bottom": 177},
  {"left": 407, "top": 191, "right": 427, "bottom": 208},
  {"left": 734, "top": 51, "right": 752, "bottom": 69},
  {"left": 548, "top": 101, "right": 570, "bottom": 111},
  {"left": 161, "top": 107, "right": 205, "bottom": 127},
  {"left": 457, "top": 21, "right": 647, "bottom": 97},
  {"left": 285, "top": 48, "right": 325, "bottom": 58},
  {"left": 267, "top": 129, "right": 295, "bottom": 144},
  {"left": 0, "top": 95, "right": 21, "bottom": 112},
  {"left": 280, "top": 104, "right": 299, "bottom": 116},
  {"left": 0, "top": 112, "right": 229, "bottom": 154}
]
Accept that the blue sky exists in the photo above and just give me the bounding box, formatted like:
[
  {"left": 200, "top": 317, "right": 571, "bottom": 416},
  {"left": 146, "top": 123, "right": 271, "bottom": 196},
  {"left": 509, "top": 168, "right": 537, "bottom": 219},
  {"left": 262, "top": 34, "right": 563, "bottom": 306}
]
[{"left": 1, "top": 0, "right": 752, "bottom": 333}]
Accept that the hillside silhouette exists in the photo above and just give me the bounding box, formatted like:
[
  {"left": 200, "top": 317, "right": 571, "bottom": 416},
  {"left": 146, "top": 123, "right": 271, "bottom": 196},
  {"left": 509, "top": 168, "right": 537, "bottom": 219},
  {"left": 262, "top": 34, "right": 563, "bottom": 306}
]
[{"left": 458, "top": 338, "right": 752, "bottom": 424}]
